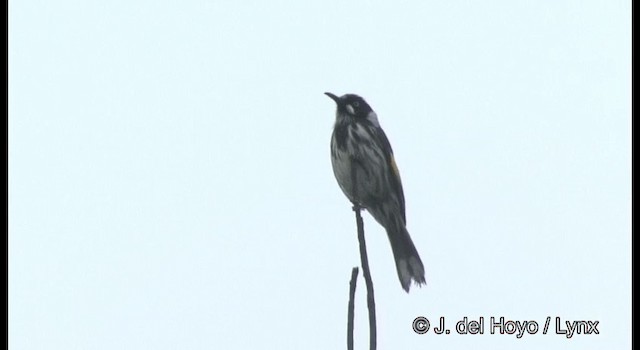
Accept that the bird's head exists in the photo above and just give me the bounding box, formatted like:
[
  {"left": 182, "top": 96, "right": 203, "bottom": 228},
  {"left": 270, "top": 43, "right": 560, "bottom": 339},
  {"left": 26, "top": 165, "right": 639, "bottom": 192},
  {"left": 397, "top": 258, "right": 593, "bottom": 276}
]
[{"left": 325, "top": 92, "right": 379, "bottom": 126}]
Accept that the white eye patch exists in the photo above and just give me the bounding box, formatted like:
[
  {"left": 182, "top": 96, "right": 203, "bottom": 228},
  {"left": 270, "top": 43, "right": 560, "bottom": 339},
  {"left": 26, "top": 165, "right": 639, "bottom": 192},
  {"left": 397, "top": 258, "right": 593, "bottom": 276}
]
[{"left": 346, "top": 104, "right": 355, "bottom": 115}]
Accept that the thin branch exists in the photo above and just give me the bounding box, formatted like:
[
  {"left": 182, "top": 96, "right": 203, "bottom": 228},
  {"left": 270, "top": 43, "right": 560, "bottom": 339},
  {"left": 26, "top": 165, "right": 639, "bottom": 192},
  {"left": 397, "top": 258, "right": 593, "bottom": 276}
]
[
  {"left": 347, "top": 267, "right": 359, "bottom": 350},
  {"left": 354, "top": 206, "right": 377, "bottom": 350}
]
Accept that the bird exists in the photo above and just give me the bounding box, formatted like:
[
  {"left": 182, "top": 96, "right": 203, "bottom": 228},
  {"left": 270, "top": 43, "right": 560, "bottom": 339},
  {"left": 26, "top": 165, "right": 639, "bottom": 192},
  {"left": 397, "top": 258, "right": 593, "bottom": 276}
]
[{"left": 325, "top": 92, "right": 426, "bottom": 292}]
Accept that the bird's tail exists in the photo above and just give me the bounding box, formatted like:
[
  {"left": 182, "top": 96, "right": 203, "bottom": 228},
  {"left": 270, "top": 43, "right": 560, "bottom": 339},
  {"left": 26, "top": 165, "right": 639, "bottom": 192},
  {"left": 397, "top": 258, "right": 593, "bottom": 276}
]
[{"left": 386, "top": 225, "right": 426, "bottom": 292}]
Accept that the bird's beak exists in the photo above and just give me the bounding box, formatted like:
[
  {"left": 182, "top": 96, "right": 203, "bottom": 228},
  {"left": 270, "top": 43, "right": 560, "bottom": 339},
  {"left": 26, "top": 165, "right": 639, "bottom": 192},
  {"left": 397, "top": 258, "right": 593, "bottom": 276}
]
[{"left": 324, "top": 92, "right": 340, "bottom": 104}]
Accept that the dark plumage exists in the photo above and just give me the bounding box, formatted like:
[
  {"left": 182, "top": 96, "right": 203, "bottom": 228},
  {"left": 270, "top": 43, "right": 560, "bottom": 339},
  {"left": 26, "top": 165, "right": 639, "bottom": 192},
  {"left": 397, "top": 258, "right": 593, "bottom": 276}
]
[{"left": 326, "top": 92, "right": 426, "bottom": 292}]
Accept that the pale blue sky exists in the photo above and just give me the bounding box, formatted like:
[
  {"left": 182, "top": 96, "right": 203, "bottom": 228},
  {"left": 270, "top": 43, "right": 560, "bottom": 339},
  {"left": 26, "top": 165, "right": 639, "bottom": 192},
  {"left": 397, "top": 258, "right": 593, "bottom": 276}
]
[{"left": 9, "top": 1, "right": 631, "bottom": 349}]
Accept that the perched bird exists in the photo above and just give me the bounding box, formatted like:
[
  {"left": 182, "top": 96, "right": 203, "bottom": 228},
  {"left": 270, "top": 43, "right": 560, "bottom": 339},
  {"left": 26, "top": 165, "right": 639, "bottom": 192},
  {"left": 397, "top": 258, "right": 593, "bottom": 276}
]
[{"left": 325, "top": 92, "right": 426, "bottom": 292}]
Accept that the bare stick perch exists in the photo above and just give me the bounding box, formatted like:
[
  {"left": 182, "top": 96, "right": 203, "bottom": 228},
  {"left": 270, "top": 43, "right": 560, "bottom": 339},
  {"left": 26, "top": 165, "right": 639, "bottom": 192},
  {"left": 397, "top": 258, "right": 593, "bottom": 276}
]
[
  {"left": 347, "top": 267, "right": 359, "bottom": 350},
  {"left": 354, "top": 205, "right": 377, "bottom": 350}
]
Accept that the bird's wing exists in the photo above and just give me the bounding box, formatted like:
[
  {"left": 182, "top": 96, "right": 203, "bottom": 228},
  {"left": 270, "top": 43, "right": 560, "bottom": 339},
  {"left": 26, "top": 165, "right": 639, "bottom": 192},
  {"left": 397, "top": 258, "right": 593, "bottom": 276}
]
[{"left": 375, "top": 128, "right": 406, "bottom": 223}]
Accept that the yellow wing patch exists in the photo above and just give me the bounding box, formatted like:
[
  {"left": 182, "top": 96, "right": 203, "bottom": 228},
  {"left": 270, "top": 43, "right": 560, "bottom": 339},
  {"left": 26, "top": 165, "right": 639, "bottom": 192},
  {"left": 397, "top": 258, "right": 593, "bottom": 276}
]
[{"left": 389, "top": 154, "right": 401, "bottom": 180}]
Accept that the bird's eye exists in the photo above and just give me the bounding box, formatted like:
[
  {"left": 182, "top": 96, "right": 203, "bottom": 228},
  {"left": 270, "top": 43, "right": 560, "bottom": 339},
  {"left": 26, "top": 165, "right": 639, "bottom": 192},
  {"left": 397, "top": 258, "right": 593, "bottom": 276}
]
[{"left": 353, "top": 101, "right": 360, "bottom": 108}]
